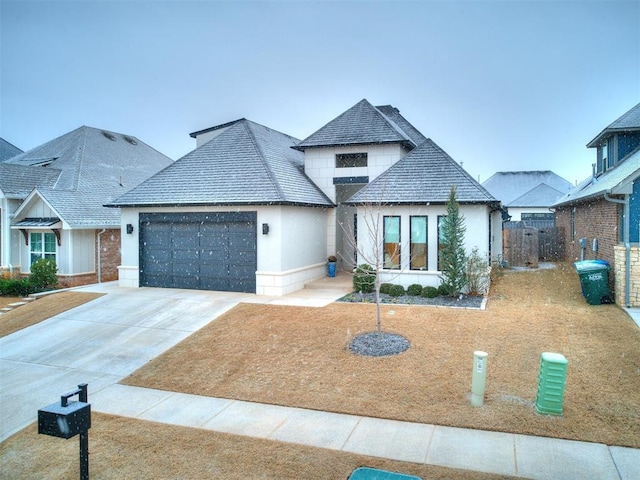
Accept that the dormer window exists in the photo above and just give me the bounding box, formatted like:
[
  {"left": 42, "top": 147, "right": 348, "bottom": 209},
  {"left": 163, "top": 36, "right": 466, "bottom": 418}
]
[
  {"left": 602, "top": 141, "right": 608, "bottom": 169},
  {"left": 336, "top": 152, "right": 367, "bottom": 168}
]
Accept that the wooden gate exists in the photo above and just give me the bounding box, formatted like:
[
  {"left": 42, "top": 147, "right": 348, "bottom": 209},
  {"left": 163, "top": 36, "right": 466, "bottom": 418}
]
[
  {"left": 538, "top": 227, "right": 564, "bottom": 261},
  {"left": 503, "top": 222, "right": 564, "bottom": 268},
  {"left": 503, "top": 227, "right": 539, "bottom": 268}
]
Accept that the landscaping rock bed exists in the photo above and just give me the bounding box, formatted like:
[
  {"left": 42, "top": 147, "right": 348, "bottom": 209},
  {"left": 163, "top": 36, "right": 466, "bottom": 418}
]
[
  {"left": 348, "top": 331, "right": 410, "bottom": 357},
  {"left": 338, "top": 292, "right": 484, "bottom": 309}
]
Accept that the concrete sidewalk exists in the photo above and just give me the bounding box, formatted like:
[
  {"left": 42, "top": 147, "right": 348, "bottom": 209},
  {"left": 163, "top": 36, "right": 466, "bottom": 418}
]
[{"left": 90, "top": 384, "right": 639, "bottom": 480}]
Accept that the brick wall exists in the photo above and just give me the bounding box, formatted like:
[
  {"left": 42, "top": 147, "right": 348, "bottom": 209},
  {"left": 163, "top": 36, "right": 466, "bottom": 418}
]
[
  {"left": 97, "top": 229, "right": 121, "bottom": 282},
  {"left": 556, "top": 197, "right": 620, "bottom": 295},
  {"left": 614, "top": 245, "right": 640, "bottom": 307}
]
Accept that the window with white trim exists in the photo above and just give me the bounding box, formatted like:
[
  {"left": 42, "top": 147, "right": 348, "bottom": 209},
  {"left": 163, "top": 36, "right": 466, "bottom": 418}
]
[{"left": 30, "top": 232, "right": 57, "bottom": 266}]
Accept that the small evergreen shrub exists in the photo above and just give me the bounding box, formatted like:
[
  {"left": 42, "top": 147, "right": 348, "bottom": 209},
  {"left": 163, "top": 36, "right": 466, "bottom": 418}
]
[
  {"left": 30, "top": 258, "right": 58, "bottom": 291},
  {"left": 388, "top": 284, "right": 405, "bottom": 297},
  {"left": 0, "top": 277, "right": 33, "bottom": 297},
  {"left": 353, "top": 264, "right": 375, "bottom": 293},
  {"left": 407, "top": 284, "right": 423, "bottom": 296},
  {"left": 421, "top": 286, "right": 439, "bottom": 298},
  {"left": 379, "top": 283, "right": 393, "bottom": 295},
  {"left": 438, "top": 283, "right": 453, "bottom": 296}
]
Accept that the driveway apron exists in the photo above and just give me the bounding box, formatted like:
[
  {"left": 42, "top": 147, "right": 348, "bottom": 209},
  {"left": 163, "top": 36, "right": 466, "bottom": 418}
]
[{"left": 0, "top": 284, "right": 255, "bottom": 442}]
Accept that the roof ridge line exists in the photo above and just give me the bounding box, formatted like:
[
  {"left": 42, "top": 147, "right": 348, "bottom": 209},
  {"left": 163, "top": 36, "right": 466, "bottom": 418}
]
[
  {"left": 373, "top": 105, "right": 414, "bottom": 145},
  {"left": 243, "top": 121, "right": 288, "bottom": 202}
]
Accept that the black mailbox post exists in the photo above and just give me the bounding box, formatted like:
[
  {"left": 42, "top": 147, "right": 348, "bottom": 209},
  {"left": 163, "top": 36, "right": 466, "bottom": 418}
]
[{"left": 38, "top": 383, "right": 91, "bottom": 479}]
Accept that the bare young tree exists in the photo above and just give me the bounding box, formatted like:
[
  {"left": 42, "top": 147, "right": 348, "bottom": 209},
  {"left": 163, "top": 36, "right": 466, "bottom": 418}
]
[{"left": 337, "top": 198, "right": 405, "bottom": 336}]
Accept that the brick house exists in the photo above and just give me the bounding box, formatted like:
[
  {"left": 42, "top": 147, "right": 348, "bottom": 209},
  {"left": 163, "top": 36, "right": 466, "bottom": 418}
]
[
  {"left": 553, "top": 103, "right": 640, "bottom": 306},
  {"left": 0, "top": 127, "right": 172, "bottom": 286}
]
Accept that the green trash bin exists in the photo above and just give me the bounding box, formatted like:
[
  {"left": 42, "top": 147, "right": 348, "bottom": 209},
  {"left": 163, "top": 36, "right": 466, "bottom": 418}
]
[{"left": 573, "top": 260, "right": 611, "bottom": 305}]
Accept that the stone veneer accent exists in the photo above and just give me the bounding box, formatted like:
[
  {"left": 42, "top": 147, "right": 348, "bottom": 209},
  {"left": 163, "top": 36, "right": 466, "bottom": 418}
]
[{"left": 614, "top": 245, "right": 640, "bottom": 307}]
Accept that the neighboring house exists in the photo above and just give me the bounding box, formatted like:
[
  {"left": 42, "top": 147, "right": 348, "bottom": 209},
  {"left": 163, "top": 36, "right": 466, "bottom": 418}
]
[
  {"left": 482, "top": 171, "right": 572, "bottom": 224},
  {"left": 0, "top": 126, "right": 173, "bottom": 286},
  {"left": 109, "top": 99, "right": 501, "bottom": 295},
  {"left": 553, "top": 102, "right": 640, "bottom": 307},
  {"left": 0, "top": 138, "right": 23, "bottom": 161}
]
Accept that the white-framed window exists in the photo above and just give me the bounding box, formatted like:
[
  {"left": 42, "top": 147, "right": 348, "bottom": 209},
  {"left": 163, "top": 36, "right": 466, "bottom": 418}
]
[{"left": 30, "top": 232, "right": 57, "bottom": 266}]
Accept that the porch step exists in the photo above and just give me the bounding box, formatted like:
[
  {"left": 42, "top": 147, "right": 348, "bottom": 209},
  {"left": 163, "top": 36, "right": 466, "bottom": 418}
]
[{"left": 305, "top": 272, "right": 352, "bottom": 291}]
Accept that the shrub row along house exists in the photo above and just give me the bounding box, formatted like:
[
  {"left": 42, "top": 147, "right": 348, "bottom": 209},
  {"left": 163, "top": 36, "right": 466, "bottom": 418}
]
[
  {"left": 0, "top": 127, "right": 173, "bottom": 286},
  {"left": 108, "top": 99, "right": 502, "bottom": 295},
  {"left": 554, "top": 102, "right": 640, "bottom": 307}
]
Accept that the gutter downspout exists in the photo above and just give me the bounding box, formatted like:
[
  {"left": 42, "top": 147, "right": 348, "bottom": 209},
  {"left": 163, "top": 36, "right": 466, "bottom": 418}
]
[
  {"left": 604, "top": 192, "right": 630, "bottom": 307},
  {"left": 97, "top": 229, "right": 106, "bottom": 283}
]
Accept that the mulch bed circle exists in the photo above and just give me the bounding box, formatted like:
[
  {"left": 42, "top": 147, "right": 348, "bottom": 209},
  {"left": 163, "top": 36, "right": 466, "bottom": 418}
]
[{"left": 349, "top": 331, "right": 410, "bottom": 357}]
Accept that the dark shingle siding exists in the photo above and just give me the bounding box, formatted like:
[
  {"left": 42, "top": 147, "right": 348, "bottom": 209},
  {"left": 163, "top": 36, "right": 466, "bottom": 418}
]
[{"left": 346, "top": 139, "right": 496, "bottom": 205}]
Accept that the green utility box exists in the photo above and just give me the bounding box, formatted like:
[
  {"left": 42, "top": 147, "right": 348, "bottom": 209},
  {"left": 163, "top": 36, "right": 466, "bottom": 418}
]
[
  {"left": 573, "top": 260, "right": 611, "bottom": 305},
  {"left": 535, "top": 352, "right": 568, "bottom": 415},
  {"left": 349, "top": 467, "right": 422, "bottom": 480}
]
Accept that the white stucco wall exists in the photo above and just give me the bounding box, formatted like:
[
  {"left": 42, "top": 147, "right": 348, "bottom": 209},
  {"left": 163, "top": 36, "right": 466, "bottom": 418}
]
[
  {"left": 303, "top": 144, "right": 410, "bottom": 202},
  {"left": 118, "top": 205, "right": 329, "bottom": 295},
  {"left": 355, "top": 204, "right": 492, "bottom": 288}
]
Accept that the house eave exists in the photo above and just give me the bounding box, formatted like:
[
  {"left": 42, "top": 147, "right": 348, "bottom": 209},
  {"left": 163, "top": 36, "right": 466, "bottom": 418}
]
[
  {"left": 292, "top": 139, "right": 415, "bottom": 152},
  {"left": 586, "top": 127, "right": 640, "bottom": 148},
  {"left": 343, "top": 200, "right": 499, "bottom": 207},
  {"left": 106, "top": 200, "right": 335, "bottom": 209}
]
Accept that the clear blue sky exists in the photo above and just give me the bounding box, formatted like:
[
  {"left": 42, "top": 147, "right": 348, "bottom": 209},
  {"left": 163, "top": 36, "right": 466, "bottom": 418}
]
[{"left": 1, "top": 0, "right": 638, "bottom": 185}]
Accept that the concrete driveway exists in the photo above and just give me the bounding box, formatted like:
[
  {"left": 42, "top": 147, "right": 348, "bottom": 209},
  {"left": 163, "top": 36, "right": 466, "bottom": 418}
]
[{"left": 0, "top": 281, "right": 349, "bottom": 442}]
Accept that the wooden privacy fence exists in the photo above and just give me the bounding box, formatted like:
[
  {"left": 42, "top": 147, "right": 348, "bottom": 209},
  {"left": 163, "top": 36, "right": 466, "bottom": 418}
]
[{"left": 503, "top": 222, "right": 564, "bottom": 268}]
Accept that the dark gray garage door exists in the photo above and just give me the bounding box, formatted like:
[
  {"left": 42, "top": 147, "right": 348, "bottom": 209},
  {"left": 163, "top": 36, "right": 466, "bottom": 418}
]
[{"left": 139, "top": 212, "right": 257, "bottom": 293}]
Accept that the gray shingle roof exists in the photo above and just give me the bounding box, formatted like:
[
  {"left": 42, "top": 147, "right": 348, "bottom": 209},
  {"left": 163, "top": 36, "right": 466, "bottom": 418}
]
[
  {"left": 0, "top": 163, "right": 60, "bottom": 197},
  {"left": 0, "top": 138, "right": 23, "bottom": 161},
  {"left": 553, "top": 150, "right": 640, "bottom": 207},
  {"left": 482, "top": 171, "right": 572, "bottom": 206},
  {"left": 294, "top": 99, "right": 422, "bottom": 151},
  {"left": 344, "top": 139, "right": 497, "bottom": 205},
  {"left": 5, "top": 126, "right": 173, "bottom": 227},
  {"left": 109, "top": 119, "right": 333, "bottom": 208},
  {"left": 508, "top": 183, "right": 568, "bottom": 207},
  {"left": 587, "top": 102, "right": 640, "bottom": 147}
]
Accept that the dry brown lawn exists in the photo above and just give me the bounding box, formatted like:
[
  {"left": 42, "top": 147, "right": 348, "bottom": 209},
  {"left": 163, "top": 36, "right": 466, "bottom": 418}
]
[
  {"left": 1, "top": 264, "right": 638, "bottom": 479},
  {"left": 122, "top": 263, "right": 640, "bottom": 448},
  {"left": 0, "top": 291, "right": 104, "bottom": 338},
  {"left": 1, "top": 414, "right": 516, "bottom": 480}
]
